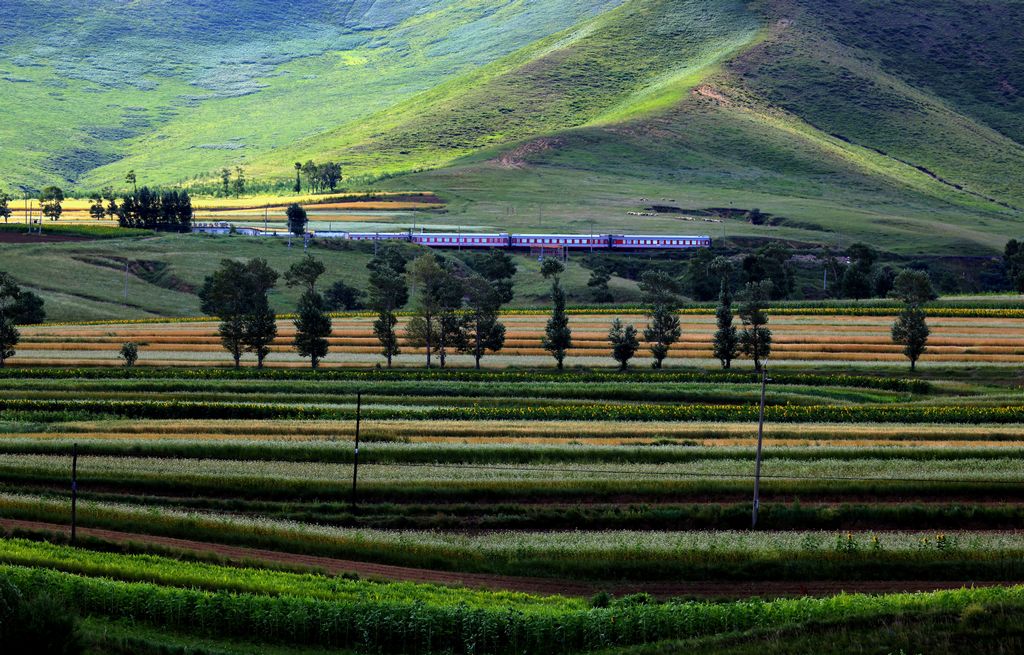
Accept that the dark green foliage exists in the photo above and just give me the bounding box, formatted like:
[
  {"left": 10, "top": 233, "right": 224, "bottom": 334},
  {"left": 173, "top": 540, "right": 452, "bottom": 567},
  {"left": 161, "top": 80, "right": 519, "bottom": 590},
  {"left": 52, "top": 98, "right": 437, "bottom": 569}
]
[
  {"left": 284, "top": 255, "right": 326, "bottom": 294},
  {"left": 461, "top": 275, "right": 506, "bottom": 369},
  {"left": 588, "top": 268, "right": 614, "bottom": 303},
  {"left": 118, "top": 342, "right": 138, "bottom": 368},
  {"left": 0, "top": 318, "right": 16, "bottom": 368},
  {"left": 738, "top": 280, "right": 772, "bottom": 370},
  {"left": 891, "top": 269, "right": 937, "bottom": 305},
  {"left": 0, "top": 272, "right": 46, "bottom": 325},
  {"left": 713, "top": 279, "right": 738, "bottom": 369},
  {"left": 406, "top": 254, "right": 462, "bottom": 368},
  {"left": 368, "top": 244, "right": 409, "bottom": 275},
  {"left": 300, "top": 161, "right": 343, "bottom": 193},
  {"left": 1005, "top": 239, "right": 1024, "bottom": 293},
  {"left": 0, "top": 576, "right": 80, "bottom": 655},
  {"left": 608, "top": 318, "right": 639, "bottom": 371},
  {"left": 465, "top": 249, "right": 517, "bottom": 303},
  {"left": 285, "top": 204, "right": 307, "bottom": 236},
  {"left": 293, "top": 290, "right": 331, "bottom": 369},
  {"left": 680, "top": 249, "right": 718, "bottom": 301},
  {"left": 115, "top": 187, "right": 192, "bottom": 232},
  {"left": 741, "top": 243, "right": 793, "bottom": 300},
  {"left": 644, "top": 304, "right": 680, "bottom": 370},
  {"left": 0, "top": 192, "right": 11, "bottom": 223},
  {"left": 324, "top": 280, "right": 365, "bottom": 310},
  {"left": 369, "top": 265, "right": 409, "bottom": 368},
  {"left": 88, "top": 193, "right": 105, "bottom": 220},
  {"left": 39, "top": 186, "right": 64, "bottom": 221},
  {"left": 198, "top": 259, "right": 279, "bottom": 367},
  {"left": 242, "top": 298, "right": 277, "bottom": 368},
  {"left": 892, "top": 305, "right": 929, "bottom": 371},
  {"left": 543, "top": 273, "right": 572, "bottom": 370}
]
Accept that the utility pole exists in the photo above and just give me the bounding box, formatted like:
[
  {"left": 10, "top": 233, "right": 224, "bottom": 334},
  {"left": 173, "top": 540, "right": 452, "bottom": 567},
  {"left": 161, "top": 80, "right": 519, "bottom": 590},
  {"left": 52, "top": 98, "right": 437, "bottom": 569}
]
[
  {"left": 71, "top": 443, "right": 78, "bottom": 545},
  {"left": 351, "top": 392, "right": 362, "bottom": 511},
  {"left": 752, "top": 359, "right": 769, "bottom": 529},
  {"left": 264, "top": 204, "right": 268, "bottom": 234}
]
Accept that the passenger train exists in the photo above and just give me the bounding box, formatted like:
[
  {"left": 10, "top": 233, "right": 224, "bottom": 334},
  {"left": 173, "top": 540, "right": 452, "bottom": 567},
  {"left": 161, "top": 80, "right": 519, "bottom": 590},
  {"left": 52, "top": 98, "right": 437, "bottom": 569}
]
[{"left": 192, "top": 224, "right": 711, "bottom": 251}]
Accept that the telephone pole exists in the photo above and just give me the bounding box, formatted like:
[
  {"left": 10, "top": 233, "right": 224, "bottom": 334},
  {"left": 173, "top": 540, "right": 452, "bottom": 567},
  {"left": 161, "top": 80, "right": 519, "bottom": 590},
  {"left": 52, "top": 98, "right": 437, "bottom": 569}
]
[{"left": 751, "top": 359, "right": 769, "bottom": 529}]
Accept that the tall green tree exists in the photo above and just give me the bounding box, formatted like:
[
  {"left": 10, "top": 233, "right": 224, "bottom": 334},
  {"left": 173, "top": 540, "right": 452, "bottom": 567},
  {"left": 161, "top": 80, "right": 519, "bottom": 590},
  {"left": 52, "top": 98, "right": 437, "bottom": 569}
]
[
  {"left": 284, "top": 255, "right": 326, "bottom": 295},
  {"left": 711, "top": 259, "right": 738, "bottom": 369},
  {"left": 742, "top": 243, "right": 793, "bottom": 300},
  {"left": 0, "top": 192, "right": 12, "bottom": 223},
  {"left": 890, "top": 269, "right": 934, "bottom": 371},
  {"left": 39, "top": 186, "right": 63, "bottom": 221},
  {"left": 125, "top": 170, "right": 137, "bottom": 192},
  {"left": 681, "top": 248, "right": 718, "bottom": 301},
  {"left": 541, "top": 259, "right": 572, "bottom": 370},
  {"left": 468, "top": 249, "right": 517, "bottom": 303},
  {"left": 88, "top": 193, "right": 105, "bottom": 220},
  {"left": 286, "top": 204, "right": 308, "bottom": 236},
  {"left": 324, "top": 281, "right": 365, "bottom": 311},
  {"left": 369, "top": 265, "right": 408, "bottom": 368},
  {"left": 294, "top": 162, "right": 302, "bottom": 193},
  {"left": 1005, "top": 239, "right": 1024, "bottom": 293},
  {"left": 587, "top": 268, "right": 613, "bottom": 303},
  {"left": 293, "top": 289, "right": 331, "bottom": 369},
  {"left": 406, "top": 255, "right": 450, "bottom": 368},
  {"left": 890, "top": 269, "right": 937, "bottom": 305},
  {"left": 0, "top": 271, "right": 46, "bottom": 325},
  {"left": 891, "top": 305, "right": 929, "bottom": 371},
  {"left": 220, "top": 168, "right": 231, "bottom": 196},
  {"left": 640, "top": 270, "right": 681, "bottom": 369},
  {"left": 0, "top": 317, "right": 17, "bottom": 368},
  {"left": 232, "top": 166, "right": 246, "bottom": 197},
  {"left": 461, "top": 275, "right": 506, "bottom": 369},
  {"left": 738, "top": 280, "right": 773, "bottom": 370},
  {"left": 608, "top": 318, "right": 639, "bottom": 371},
  {"left": 243, "top": 297, "right": 278, "bottom": 368}
]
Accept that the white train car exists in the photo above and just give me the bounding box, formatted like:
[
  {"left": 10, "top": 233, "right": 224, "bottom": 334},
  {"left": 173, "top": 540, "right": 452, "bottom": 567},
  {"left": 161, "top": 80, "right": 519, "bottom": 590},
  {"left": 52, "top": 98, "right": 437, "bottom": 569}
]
[
  {"left": 411, "top": 233, "right": 510, "bottom": 248},
  {"left": 343, "top": 232, "right": 410, "bottom": 241},
  {"left": 611, "top": 235, "right": 711, "bottom": 249},
  {"left": 510, "top": 234, "right": 610, "bottom": 249}
]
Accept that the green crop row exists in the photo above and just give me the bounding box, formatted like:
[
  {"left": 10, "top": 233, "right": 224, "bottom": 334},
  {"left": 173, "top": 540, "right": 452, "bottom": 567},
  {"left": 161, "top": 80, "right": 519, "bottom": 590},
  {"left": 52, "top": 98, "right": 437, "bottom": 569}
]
[
  {"left": 3, "top": 495, "right": 1024, "bottom": 582},
  {"left": 0, "top": 439, "right": 1016, "bottom": 466},
  {"left": 0, "top": 367, "right": 932, "bottom": 393},
  {"left": 7, "top": 562, "right": 1024, "bottom": 654},
  {"left": 0, "top": 398, "right": 1017, "bottom": 423}
]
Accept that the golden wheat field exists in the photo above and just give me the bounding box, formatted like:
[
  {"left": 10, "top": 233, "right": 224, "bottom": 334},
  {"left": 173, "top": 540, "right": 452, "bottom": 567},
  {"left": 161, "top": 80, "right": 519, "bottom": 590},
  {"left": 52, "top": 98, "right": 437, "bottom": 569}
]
[{"left": 11, "top": 312, "right": 1024, "bottom": 368}]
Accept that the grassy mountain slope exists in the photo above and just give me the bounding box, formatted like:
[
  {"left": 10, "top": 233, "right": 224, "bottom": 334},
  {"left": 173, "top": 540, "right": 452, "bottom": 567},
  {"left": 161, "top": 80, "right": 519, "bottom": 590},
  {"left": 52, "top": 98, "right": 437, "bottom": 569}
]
[
  {"left": 379, "top": 0, "right": 1024, "bottom": 254},
  {"left": 0, "top": 0, "right": 624, "bottom": 189}
]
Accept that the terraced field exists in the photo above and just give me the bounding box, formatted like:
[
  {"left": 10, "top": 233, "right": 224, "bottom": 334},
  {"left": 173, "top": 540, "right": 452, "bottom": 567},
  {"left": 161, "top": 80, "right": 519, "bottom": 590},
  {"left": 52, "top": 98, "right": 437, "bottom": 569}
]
[
  {"left": 12, "top": 311, "right": 1024, "bottom": 368},
  {"left": 2, "top": 327, "right": 1023, "bottom": 651}
]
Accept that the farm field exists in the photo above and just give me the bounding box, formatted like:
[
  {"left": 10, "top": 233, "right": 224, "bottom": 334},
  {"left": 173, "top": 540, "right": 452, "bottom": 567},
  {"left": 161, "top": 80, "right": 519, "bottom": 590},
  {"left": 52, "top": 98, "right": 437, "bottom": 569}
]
[
  {"left": 11, "top": 311, "right": 1024, "bottom": 368},
  {"left": 0, "top": 360, "right": 1023, "bottom": 651}
]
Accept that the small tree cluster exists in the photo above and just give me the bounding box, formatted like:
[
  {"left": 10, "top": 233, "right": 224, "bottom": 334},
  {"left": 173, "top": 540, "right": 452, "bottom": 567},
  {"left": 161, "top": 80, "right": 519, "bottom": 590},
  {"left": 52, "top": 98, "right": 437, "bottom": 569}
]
[
  {"left": 368, "top": 247, "right": 409, "bottom": 368},
  {"left": 286, "top": 204, "right": 308, "bottom": 236},
  {"left": 199, "top": 259, "right": 279, "bottom": 368},
  {"left": 300, "top": 161, "right": 343, "bottom": 193},
  {"left": 39, "top": 186, "right": 64, "bottom": 221},
  {"left": 117, "top": 188, "right": 193, "bottom": 232}
]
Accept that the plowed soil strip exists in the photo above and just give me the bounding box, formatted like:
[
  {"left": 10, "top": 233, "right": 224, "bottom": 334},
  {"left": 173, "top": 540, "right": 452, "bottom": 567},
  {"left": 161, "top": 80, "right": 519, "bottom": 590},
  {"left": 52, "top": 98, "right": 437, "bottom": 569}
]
[{"left": 1, "top": 519, "right": 1018, "bottom": 599}]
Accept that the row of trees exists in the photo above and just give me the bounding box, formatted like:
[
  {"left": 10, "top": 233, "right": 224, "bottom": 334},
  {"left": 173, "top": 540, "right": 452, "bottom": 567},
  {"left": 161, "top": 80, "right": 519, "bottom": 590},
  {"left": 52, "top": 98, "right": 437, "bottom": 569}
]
[
  {"left": 115, "top": 188, "right": 193, "bottom": 231},
  {"left": 0, "top": 272, "right": 46, "bottom": 368},
  {"left": 599, "top": 263, "right": 934, "bottom": 372},
  {"left": 199, "top": 257, "right": 334, "bottom": 369}
]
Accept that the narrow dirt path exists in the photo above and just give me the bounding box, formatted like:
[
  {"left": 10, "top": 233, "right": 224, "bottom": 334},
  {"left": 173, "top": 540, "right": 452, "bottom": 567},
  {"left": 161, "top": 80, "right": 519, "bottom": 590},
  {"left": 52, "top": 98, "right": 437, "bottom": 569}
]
[{"left": 1, "top": 519, "right": 1018, "bottom": 599}]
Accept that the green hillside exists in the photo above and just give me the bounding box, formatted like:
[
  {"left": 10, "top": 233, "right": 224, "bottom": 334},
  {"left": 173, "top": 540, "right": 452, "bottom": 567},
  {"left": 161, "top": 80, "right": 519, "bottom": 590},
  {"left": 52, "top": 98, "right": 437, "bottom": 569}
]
[
  {"left": 0, "top": 0, "right": 624, "bottom": 189},
  {"left": 2, "top": 0, "right": 1023, "bottom": 254}
]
